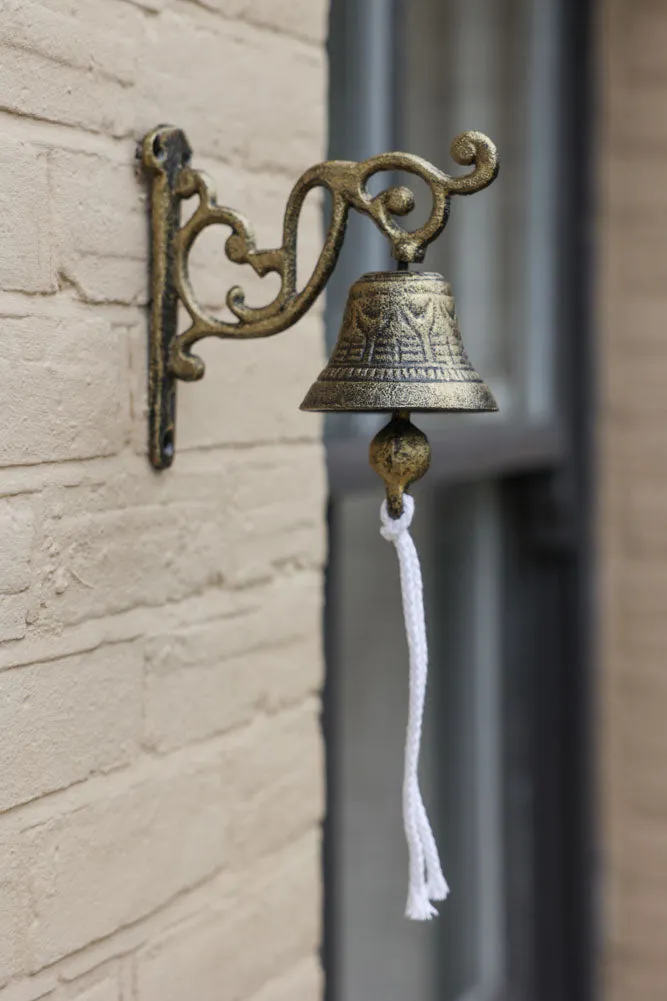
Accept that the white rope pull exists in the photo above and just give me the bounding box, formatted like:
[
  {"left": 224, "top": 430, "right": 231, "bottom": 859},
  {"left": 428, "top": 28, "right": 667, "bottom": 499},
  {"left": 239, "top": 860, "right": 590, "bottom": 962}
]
[{"left": 380, "top": 494, "right": 449, "bottom": 921}]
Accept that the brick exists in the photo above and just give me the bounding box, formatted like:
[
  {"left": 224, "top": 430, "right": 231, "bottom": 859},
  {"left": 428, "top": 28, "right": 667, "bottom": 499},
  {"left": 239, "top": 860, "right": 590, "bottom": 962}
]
[
  {"left": 0, "top": 0, "right": 327, "bottom": 993},
  {"left": 26, "top": 761, "right": 228, "bottom": 968},
  {"left": 220, "top": 699, "right": 324, "bottom": 866},
  {"left": 135, "top": 831, "right": 321, "bottom": 1001},
  {"left": 241, "top": 0, "right": 328, "bottom": 44},
  {"left": 600, "top": 428, "right": 667, "bottom": 517},
  {"left": 623, "top": 0, "right": 667, "bottom": 82},
  {"left": 600, "top": 3, "right": 667, "bottom": 996},
  {"left": 195, "top": 0, "right": 328, "bottom": 44},
  {"left": 130, "top": 318, "right": 325, "bottom": 454},
  {"left": 604, "top": 156, "right": 667, "bottom": 217},
  {"left": 144, "top": 576, "right": 322, "bottom": 751},
  {"left": 0, "top": 499, "right": 34, "bottom": 594},
  {"left": 603, "top": 353, "right": 667, "bottom": 419},
  {"left": 0, "top": 3, "right": 139, "bottom": 138},
  {"left": 603, "top": 682, "right": 667, "bottom": 817},
  {"left": 144, "top": 570, "right": 319, "bottom": 677},
  {"left": 39, "top": 447, "right": 324, "bottom": 626},
  {"left": 0, "top": 595, "right": 29, "bottom": 643},
  {"left": 0, "top": 497, "right": 33, "bottom": 640},
  {"left": 39, "top": 486, "right": 224, "bottom": 624},
  {"left": 39, "top": 490, "right": 228, "bottom": 627},
  {"left": 0, "top": 134, "right": 54, "bottom": 293},
  {"left": 67, "top": 973, "right": 120, "bottom": 1001},
  {"left": 247, "top": 957, "right": 322, "bottom": 1001},
  {"left": 604, "top": 955, "right": 667, "bottom": 1001},
  {"left": 222, "top": 446, "right": 327, "bottom": 586},
  {"left": 122, "top": 0, "right": 171, "bottom": 11},
  {"left": 0, "top": 3, "right": 325, "bottom": 174},
  {"left": 603, "top": 214, "right": 667, "bottom": 295},
  {"left": 0, "top": 644, "right": 142, "bottom": 814},
  {"left": 0, "top": 837, "right": 32, "bottom": 986},
  {"left": 609, "top": 560, "right": 667, "bottom": 636},
  {"left": 50, "top": 147, "right": 147, "bottom": 305},
  {"left": 606, "top": 77, "right": 667, "bottom": 152},
  {"left": 604, "top": 822, "right": 667, "bottom": 964},
  {"left": 2, "top": 0, "right": 137, "bottom": 84},
  {"left": 0, "top": 315, "right": 126, "bottom": 466},
  {"left": 624, "top": 481, "right": 667, "bottom": 555},
  {"left": 137, "top": 9, "right": 327, "bottom": 173},
  {"left": 600, "top": 293, "right": 667, "bottom": 355}
]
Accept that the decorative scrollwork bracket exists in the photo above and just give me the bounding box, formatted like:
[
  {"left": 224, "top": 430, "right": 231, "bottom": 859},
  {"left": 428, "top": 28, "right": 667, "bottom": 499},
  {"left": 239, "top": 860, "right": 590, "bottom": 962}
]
[{"left": 140, "top": 124, "right": 498, "bottom": 469}]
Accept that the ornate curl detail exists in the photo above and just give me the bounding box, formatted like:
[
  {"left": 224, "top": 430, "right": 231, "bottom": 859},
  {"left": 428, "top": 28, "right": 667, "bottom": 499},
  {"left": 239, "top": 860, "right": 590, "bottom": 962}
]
[{"left": 142, "top": 126, "right": 498, "bottom": 383}]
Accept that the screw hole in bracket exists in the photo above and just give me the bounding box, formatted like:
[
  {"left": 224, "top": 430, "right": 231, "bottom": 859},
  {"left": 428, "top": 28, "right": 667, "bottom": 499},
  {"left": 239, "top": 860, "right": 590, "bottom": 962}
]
[{"left": 162, "top": 430, "right": 174, "bottom": 463}]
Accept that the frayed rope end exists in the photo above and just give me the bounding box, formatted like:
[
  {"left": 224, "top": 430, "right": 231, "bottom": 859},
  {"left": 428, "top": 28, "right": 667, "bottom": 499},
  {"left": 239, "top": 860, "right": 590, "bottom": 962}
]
[
  {"left": 426, "top": 874, "right": 449, "bottom": 901},
  {"left": 405, "top": 890, "right": 440, "bottom": 922}
]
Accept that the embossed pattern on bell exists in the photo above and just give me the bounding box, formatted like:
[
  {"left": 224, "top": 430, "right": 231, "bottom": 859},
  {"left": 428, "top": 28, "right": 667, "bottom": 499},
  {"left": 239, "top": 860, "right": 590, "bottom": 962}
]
[{"left": 300, "top": 271, "right": 498, "bottom": 413}]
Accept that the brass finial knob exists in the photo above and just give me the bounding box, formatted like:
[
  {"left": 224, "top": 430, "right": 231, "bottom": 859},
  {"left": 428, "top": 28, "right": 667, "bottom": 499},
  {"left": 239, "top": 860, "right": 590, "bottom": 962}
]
[{"left": 369, "top": 411, "right": 431, "bottom": 519}]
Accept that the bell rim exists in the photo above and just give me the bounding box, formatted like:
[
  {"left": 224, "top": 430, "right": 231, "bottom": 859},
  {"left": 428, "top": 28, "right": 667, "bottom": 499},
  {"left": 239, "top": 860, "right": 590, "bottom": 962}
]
[{"left": 300, "top": 380, "right": 499, "bottom": 413}]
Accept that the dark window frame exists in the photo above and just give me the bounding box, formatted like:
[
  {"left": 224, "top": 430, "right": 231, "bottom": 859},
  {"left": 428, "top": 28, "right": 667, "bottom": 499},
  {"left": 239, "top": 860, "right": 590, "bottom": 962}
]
[{"left": 322, "top": 0, "right": 596, "bottom": 997}]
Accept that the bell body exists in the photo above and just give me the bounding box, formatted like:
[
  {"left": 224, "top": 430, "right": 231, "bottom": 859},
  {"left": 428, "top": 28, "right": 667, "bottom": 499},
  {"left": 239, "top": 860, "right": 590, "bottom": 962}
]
[{"left": 300, "top": 270, "right": 497, "bottom": 413}]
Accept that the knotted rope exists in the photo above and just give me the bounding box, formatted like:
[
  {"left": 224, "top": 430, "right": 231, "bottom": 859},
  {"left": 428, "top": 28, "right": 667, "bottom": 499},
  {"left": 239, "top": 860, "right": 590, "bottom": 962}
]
[{"left": 380, "top": 494, "right": 448, "bottom": 920}]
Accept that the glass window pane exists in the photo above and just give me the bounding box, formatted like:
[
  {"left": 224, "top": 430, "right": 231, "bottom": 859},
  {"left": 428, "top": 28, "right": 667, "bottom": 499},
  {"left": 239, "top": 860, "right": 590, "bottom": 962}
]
[
  {"left": 399, "top": 0, "right": 561, "bottom": 424},
  {"left": 328, "top": 483, "right": 507, "bottom": 1001},
  {"left": 326, "top": 0, "right": 562, "bottom": 440},
  {"left": 325, "top": 2, "right": 572, "bottom": 1000}
]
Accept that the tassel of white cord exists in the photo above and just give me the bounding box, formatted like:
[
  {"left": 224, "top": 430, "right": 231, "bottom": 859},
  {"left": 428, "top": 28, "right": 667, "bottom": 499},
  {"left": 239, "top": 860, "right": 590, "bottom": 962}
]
[{"left": 380, "top": 494, "right": 449, "bottom": 920}]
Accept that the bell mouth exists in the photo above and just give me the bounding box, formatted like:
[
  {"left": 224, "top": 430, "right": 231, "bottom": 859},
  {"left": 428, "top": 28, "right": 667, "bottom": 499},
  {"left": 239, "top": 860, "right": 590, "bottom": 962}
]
[{"left": 300, "top": 379, "right": 498, "bottom": 413}]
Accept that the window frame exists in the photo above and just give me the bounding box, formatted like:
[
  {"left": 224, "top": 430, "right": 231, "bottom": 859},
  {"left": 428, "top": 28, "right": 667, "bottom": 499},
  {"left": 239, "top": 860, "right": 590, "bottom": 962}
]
[{"left": 323, "top": 0, "right": 596, "bottom": 998}]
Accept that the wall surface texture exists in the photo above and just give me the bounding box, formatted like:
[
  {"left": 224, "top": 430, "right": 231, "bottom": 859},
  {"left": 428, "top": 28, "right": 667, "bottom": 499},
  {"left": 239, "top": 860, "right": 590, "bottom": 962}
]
[
  {"left": 0, "top": 2, "right": 328, "bottom": 1000},
  {"left": 599, "top": 0, "right": 667, "bottom": 998}
]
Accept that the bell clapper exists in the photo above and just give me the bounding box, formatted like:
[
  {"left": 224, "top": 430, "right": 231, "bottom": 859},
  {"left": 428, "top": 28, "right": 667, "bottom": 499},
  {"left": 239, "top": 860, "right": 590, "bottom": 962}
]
[{"left": 369, "top": 411, "right": 432, "bottom": 518}]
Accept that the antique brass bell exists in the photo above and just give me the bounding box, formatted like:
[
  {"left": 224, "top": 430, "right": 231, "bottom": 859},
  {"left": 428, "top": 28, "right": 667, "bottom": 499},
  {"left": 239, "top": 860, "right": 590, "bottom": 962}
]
[
  {"left": 141, "top": 126, "right": 499, "bottom": 516},
  {"left": 301, "top": 269, "right": 497, "bottom": 515},
  {"left": 301, "top": 270, "right": 496, "bottom": 411}
]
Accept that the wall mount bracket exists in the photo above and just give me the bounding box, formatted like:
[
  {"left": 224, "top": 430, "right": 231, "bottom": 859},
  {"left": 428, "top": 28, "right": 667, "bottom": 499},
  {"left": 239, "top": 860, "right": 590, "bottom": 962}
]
[{"left": 140, "top": 124, "right": 498, "bottom": 475}]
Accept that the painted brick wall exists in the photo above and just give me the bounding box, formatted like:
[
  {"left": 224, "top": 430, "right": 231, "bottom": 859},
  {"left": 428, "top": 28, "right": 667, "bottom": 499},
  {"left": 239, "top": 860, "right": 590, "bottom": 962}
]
[
  {"left": 599, "top": 0, "right": 667, "bottom": 997},
  {"left": 0, "top": 2, "right": 328, "bottom": 1000}
]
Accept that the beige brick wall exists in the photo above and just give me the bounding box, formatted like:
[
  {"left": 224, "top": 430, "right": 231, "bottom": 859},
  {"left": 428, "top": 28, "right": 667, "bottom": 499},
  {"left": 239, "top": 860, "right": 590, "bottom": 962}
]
[
  {"left": 0, "top": 2, "right": 328, "bottom": 999},
  {"left": 599, "top": 1, "right": 667, "bottom": 997}
]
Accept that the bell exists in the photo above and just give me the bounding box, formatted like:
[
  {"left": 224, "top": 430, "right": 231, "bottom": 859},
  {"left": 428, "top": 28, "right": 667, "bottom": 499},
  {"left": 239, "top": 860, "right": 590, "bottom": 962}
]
[{"left": 300, "top": 270, "right": 497, "bottom": 413}]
